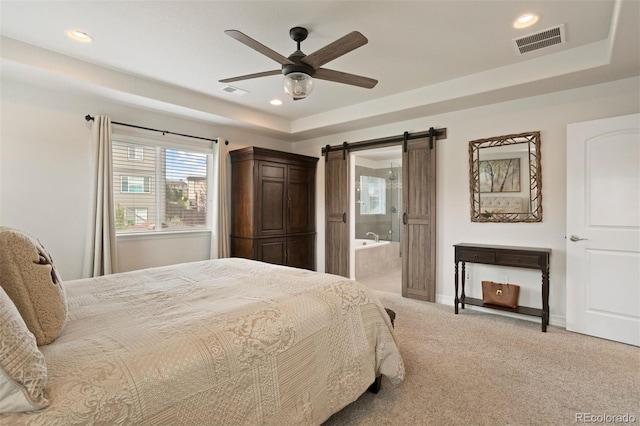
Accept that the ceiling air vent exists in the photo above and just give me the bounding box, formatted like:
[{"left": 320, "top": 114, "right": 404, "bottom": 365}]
[
  {"left": 221, "top": 85, "right": 249, "bottom": 96},
  {"left": 513, "top": 24, "right": 565, "bottom": 55}
]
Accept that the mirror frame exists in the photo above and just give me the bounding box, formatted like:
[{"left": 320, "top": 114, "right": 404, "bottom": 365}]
[{"left": 469, "top": 131, "right": 542, "bottom": 223}]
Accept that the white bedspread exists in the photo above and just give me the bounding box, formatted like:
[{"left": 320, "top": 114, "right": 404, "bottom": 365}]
[{"left": 2, "top": 258, "right": 404, "bottom": 425}]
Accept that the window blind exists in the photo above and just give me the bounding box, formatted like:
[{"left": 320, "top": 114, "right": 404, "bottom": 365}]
[{"left": 112, "top": 139, "right": 210, "bottom": 233}]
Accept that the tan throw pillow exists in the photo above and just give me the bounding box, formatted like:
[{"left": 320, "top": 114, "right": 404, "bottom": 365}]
[
  {"left": 0, "top": 286, "right": 49, "bottom": 413},
  {"left": 0, "top": 227, "right": 67, "bottom": 345}
]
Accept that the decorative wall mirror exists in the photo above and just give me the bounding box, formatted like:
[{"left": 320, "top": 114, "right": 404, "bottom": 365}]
[{"left": 469, "top": 131, "right": 542, "bottom": 222}]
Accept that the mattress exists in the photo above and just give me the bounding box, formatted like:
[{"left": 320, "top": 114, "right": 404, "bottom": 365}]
[{"left": 1, "top": 257, "right": 404, "bottom": 425}]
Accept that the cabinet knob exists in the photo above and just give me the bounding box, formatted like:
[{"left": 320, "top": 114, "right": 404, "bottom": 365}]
[{"left": 473, "top": 255, "right": 478, "bottom": 259}]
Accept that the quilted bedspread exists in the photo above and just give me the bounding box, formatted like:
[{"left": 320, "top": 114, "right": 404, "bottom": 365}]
[{"left": 2, "top": 258, "right": 404, "bottom": 425}]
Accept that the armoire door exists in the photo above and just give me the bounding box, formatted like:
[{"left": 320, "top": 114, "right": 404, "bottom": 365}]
[
  {"left": 258, "top": 161, "right": 286, "bottom": 236},
  {"left": 287, "top": 234, "right": 315, "bottom": 270},
  {"left": 402, "top": 137, "right": 436, "bottom": 301},
  {"left": 325, "top": 150, "right": 349, "bottom": 277},
  {"left": 287, "top": 164, "right": 314, "bottom": 234}
]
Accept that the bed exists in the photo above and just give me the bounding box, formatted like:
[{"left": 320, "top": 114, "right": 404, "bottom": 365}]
[{"left": 0, "top": 227, "right": 404, "bottom": 425}]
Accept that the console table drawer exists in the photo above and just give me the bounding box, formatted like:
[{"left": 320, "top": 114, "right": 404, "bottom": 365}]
[
  {"left": 496, "top": 253, "right": 540, "bottom": 268},
  {"left": 457, "top": 250, "right": 495, "bottom": 263}
]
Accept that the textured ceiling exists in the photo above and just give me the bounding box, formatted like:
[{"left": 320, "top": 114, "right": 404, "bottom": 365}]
[{"left": 1, "top": 0, "right": 638, "bottom": 140}]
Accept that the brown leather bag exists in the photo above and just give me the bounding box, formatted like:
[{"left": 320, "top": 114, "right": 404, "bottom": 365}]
[{"left": 481, "top": 281, "right": 520, "bottom": 309}]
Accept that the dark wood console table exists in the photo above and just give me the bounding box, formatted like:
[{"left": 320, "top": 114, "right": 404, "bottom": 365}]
[{"left": 454, "top": 243, "right": 551, "bottom": 332}]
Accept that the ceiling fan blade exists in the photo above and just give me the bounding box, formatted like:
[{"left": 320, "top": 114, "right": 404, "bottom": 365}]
[
  {"left": 225, "top": 30, "right": 294, "bottom": 66},
  {"left": 219, "top": 70, "right": 282, "bottom": 83},
  {"left": 314, "top": 68, "right": 378, "bottom": 89},
  {"left": 301, "top": 31, "right": 368, "bottom": 69}
]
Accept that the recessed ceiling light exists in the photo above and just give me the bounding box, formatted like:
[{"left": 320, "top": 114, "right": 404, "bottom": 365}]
[
  {"left": 66, "top": 30, "right": 93, "bottom": 42},
  {"left": 513, "top": 13, "right": 539, "bottom": 29},
  {"left": 270, "top": 99, "right": 283, "bottom": 106}
]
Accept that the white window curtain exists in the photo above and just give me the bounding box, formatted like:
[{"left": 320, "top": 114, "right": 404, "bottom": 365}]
[
  {"left": 212, "top": 140, "right": 230, "bottom": 258},
  {"left": 83, "top": 115, "right": 118, "bottom": 277}
]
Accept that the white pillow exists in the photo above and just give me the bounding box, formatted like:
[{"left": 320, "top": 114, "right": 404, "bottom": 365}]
[{"left": 0, "top": 286, "right": 49, "bottom": 413}]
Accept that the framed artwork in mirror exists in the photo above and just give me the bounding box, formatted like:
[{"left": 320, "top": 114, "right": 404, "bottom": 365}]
[
  {"left": 469, "top": 131, "right": 542, "bottom": 223},
  {"left": 479, "top": 158, "right": 521, "bottom": 193}
]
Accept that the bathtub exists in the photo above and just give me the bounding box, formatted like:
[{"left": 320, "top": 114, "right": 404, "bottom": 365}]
[
  {"left": 354, "top": 238, "right": 390, "bottom": 249},
  {"left": 354, "top": 239, "right": 401, "bottom": 280}
]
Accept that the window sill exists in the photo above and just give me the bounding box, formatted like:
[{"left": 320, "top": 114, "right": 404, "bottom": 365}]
[{"left": 116, "top": 229, "right": 211, "bottom": 241}]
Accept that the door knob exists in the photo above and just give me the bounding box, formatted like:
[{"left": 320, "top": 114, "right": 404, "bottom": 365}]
[{"left": 569, "top": 234, "right": 588, "bottom": 242}]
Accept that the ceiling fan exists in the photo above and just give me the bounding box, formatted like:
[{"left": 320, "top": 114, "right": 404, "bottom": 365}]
[{"left": 219, "top": 27, "right": 378, "bottom": 100}]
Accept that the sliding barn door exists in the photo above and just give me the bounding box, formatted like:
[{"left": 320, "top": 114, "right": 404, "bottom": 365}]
[
  {"left": 402, "top": 137, "right": 436, "bottom": 301},
  {"left": 325, "top": 150, "right": 350, "bottom": 277}
]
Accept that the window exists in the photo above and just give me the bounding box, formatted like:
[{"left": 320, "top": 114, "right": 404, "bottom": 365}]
[
  {"left": 128, "top": 146, "right": 144, "bottom": 160},
  {"left": 133, "top": 208, "right": 147, "bottom": 225},
  {"left": 112, "top": 139, "right": 211, "bottom": 233},
  {"left": 359, "top": 175, "right": 386, "bottom": 215},
  {"left": 121, "top": 176, "right": 151, "bottom": 193}
]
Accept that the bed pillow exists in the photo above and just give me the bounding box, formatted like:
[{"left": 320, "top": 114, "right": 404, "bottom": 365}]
[
  {"left": 0, "top": 286, "right": 49, "bottom": 413},
  {"left": 0, "top": 227, "right": 67, "bottom": 345}
]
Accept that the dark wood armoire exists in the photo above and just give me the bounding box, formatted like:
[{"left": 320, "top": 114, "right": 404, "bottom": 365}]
[{"left": 230, "top": 147, "right": 318, "bottom": 270}]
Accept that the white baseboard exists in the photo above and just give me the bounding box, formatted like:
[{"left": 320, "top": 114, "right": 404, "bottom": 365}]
[{"left": 436, "top": 294, "right": 566, "bottom": 328}]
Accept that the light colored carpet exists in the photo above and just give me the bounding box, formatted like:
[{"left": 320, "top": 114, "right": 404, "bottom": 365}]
[{"left": 323, "top": 291, "right": 640, "bottom": 425}]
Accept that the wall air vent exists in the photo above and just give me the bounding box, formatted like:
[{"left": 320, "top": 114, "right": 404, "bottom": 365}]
[
  {"left": 221, "top": 85, "right": 249, "bottom": 96},
  {"left": 513, "top": 24, "right": 565, "bottom": 55}
]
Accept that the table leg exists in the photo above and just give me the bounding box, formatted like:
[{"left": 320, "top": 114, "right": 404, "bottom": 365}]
[
  {"left": 542, "top": 267, "right": 550, "bottom": 332},
  {"left": 454, "top": 262, "right": 459, "bottom": 314},
  {"left": 461, "top": 262, "right": 466, "bottom": 309}
]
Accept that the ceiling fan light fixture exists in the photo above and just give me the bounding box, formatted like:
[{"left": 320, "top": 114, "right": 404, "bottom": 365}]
[{"left": 283, "top": 72, "right": 314, "bottom": 99}]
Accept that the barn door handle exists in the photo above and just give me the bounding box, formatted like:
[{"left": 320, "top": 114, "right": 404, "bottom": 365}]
[
  {"left": 342, "top": 212, "right": 347, "bottom": 223},
  {"left": 569, "top": 234, "right": 588, "bottom": 242},
  {"left": 402, "top": 213, "right": 407, "bottom": 225}
]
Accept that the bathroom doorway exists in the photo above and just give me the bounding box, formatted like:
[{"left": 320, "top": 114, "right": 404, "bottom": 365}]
[{"left": 349, "top": 146, "right": 402, "bottom": 294}]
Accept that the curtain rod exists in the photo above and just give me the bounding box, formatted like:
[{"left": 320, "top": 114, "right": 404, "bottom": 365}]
[{"left": 85, "top": 115, "right": 228, "bottom": 145}]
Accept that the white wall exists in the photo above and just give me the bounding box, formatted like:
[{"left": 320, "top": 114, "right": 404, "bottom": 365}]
[
  {"left": 3, "top": 72, "right": 638, "bottom": 325},
  {"left": 293, "top": 76, "right": 640, "bottom": 326},
  {"left": 0, "top": 77, "right": 292, "bottom": 280}
]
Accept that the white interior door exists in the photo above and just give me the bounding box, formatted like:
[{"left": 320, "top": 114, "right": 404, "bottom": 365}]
[{"left": 566, "top": 113, "right": 640, "bottom": 346}]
